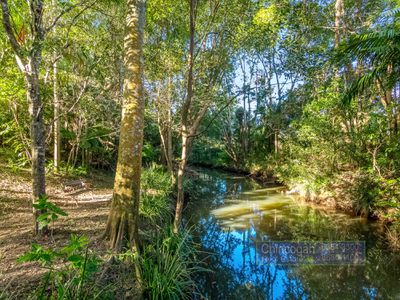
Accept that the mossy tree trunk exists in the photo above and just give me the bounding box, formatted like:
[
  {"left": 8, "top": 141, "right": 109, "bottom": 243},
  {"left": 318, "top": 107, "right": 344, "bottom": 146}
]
[{"left": 104, "top": 0, "right": 146, "bottom": 252}]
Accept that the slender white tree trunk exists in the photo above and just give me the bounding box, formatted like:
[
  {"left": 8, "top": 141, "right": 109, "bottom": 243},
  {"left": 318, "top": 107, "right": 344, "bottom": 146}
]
[
  {"left": 173, "top": 133, "right": 190, "bottom": 233},
  {"left": 53, "top": 57, "right": 61, "bottom": 171}
]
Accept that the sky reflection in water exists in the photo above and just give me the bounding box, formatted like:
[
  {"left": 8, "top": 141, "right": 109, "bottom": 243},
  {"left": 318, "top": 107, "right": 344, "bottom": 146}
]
[{"left": 186, "top": 170, "right": 400, "bottom": 300}]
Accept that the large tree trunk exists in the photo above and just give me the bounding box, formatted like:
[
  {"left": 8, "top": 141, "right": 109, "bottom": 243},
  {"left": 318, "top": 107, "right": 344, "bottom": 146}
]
[{"left": 104, "top": 0, "right": 146, "bottom": 253}]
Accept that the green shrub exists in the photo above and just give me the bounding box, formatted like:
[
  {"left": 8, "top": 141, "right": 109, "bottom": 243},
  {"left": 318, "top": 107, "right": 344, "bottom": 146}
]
[
  {"left": 18, "top": 235, "right": 104, "bottom": 300},
  {"left": 349, "top": 173, "right": 400, "bottom": 219},
  {"left": 138, "top": 227, "right": 205, "bottom": 300},
  {"left": 65, "top": 165, "right": 89, "bottom": 177},
  {"left": 141, "top": 164, "right": 173, "bottom": 196},
  {"left": 375, "top": 178, "right": 400, "bottom": 219},
  {"left": 33, "top": 196, "right": 68, "bottom": 231},
  {"left": 140, "top": 164, "right": 173, "bottom": 222},
  {"left": 46, "top": 160, "right": 89, "bottom": 177},
  {"left": 349, "top": 172, "right": 379, "bottom": 217}
]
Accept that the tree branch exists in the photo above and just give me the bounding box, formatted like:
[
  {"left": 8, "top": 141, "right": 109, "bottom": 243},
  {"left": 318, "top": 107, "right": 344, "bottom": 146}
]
[
  {"left": 45, "top": 0, "right": 92, "bottom": 34},
  {"left": 0, "top": 0, "right": 27, "bottom": 70},
  {"left": 188, "top": 88, "right": 253, "bottom": 138}
]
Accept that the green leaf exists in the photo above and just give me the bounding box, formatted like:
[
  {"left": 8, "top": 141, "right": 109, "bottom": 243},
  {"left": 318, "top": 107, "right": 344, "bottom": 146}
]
[{"left": 68, "top": 254, "right": 83, "bottom": 264}]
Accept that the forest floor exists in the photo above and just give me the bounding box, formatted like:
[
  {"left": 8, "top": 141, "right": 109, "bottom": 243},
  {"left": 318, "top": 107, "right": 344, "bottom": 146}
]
[{"left": 0, "top": 160, "right": 114, "bottom": 296}]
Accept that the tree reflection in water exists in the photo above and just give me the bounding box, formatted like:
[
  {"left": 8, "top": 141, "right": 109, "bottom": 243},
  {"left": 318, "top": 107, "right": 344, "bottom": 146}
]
[{"left": 185, "top": 169, "right": 400, "bottom": 300}]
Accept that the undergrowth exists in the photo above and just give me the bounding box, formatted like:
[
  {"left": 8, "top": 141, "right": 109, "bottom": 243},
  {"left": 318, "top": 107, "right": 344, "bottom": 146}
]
[{"left": 5, "top": 165, "right": 205, "bottom": 299}]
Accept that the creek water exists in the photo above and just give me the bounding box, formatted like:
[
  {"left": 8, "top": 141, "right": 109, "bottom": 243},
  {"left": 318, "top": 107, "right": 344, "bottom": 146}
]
[{"left": 185, "top": 169, "right": 400, "bottom": 300}]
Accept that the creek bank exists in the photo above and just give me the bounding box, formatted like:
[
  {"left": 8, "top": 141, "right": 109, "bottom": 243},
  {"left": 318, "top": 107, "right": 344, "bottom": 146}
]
[
  {"left": 187, "top": 164, "right": 391, "bottom": 222},
  {"left": 184, "top": 165, "right": 400, "bottom": 250},
  {"left": 189, "top": 162, "right": 250, "bottom": 175},
  {"left": 285, "top": 183, "right": 400, "bottom": 251},
  {"left": 285, "top": 172, "right": 395, "bottom": 223},
  {"left": 284, "top": 172, "right": 400, "bottom": 250},
  {"left": 189, "top": 164, "right": 390, "bottom": 222},
  {"left": 286, "top": 183, "right": 348, "bottom": 212},
  {"left": 189, "top": 162, "right": 280, "bottom": 187}
]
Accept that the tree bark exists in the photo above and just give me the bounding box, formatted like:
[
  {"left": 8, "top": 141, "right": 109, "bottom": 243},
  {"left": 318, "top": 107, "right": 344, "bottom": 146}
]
[
  {"left": 1, "top": 0, "right": 47, "bottom": 235},
  {"left": 157, "top": 82, "right": 174, "bottom": 176},
  {"left": 53, "top": 57, "right": 61, "bottom": 171},
  {"left": 28, "top": 69, "right": 47, "bottom": 235},
  {"left": 166, "top": 77, "right": 174, "bottom": 176},
  {"left": 334, "top": 0, "right": 343, "bottom": 48},
  {"left": 173, "top": 0, "right": 196, "bottom": 233},
  {"left": 159, "top": 120, "right": 173, "bottom": 175},
  {"left": 104, "top": 0, "right": 146, "bottom": 252},
  {"left": 274, "top": 129, "right": 279, "bottom": 155},
  {"left": 173, "top": 133, "right": 190, "bottom": 233}
]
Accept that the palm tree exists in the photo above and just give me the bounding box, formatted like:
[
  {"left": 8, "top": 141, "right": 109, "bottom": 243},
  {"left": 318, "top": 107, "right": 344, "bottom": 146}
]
[{"left": 339, "top": 9, "right": 400, "bottom": 104}]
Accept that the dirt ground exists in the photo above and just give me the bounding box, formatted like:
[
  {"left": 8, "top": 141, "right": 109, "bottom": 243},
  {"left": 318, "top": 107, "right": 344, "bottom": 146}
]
[{"left": 0, "top": 164, "right": 115, "bottom": 296}]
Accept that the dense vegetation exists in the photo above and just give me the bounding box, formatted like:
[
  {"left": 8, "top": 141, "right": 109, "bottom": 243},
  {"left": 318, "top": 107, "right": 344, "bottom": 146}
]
[{"left": 1, "top": 0, "right": 400, "bottom": 298}]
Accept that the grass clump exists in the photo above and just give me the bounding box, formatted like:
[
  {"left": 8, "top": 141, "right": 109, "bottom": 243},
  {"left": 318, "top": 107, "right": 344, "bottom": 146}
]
[
  {"left": 140, "top": 164, "right": 173, "bottom": 222},
  {"left": 139, "top": 227, "right": 204, "bottom": 300}
]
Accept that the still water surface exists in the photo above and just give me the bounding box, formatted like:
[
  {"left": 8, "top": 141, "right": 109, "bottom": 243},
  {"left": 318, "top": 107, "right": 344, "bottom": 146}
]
[{"left": 186, "top": 169, "right": 400, "bottom": 299}]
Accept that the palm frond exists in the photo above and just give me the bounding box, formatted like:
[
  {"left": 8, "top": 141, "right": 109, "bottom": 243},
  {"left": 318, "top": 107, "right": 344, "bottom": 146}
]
[
  {"left": 381, "top": 7, "right": 400, "bottom": 20},
  {"left": 342, "top": 69, "right": 379, "bottom": 105},
  {"left": 341, "top": 28, "right": 400, "bottom": 63}
]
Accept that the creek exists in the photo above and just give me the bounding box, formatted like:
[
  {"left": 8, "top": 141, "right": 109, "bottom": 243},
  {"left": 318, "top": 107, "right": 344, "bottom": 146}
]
[{"left": 185, "top": 169, "right": 400, "bottom": 299}]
